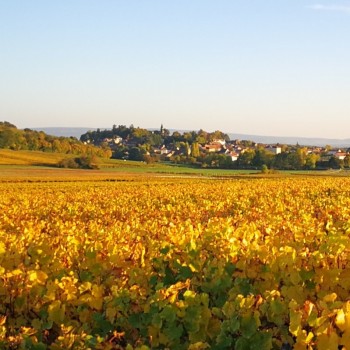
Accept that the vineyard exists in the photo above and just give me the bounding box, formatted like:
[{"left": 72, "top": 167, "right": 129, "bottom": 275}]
[{"left": 1, "top": 176, "right": 350, "bottom": 349}]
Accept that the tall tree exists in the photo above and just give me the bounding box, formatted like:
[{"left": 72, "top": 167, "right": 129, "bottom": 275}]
[{"left": 191, "top": 142, "right": 200, "bottom": 158}]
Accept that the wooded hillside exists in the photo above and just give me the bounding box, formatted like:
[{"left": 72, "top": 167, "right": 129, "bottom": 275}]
[{"left": 0, "top": 122, "right": 111, "bottom": 158}]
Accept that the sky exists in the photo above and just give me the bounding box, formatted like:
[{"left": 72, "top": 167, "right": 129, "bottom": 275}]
[{"left": 0, "top": 1, "right": 349, "bottom": 138}]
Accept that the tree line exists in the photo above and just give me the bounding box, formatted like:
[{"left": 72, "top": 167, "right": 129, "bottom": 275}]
[
  {"left": 0, "top": 122, "right": 111, "bottom": 158},
  {"left": 80, "top": 124, "right": 229, "bottom": 147}
]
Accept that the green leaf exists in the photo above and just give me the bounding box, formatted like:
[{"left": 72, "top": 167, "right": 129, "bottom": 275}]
[
  {"left": 178, "top": 265, "right": 193, "bottom": 280},
  {"left": 14, "top": 296, "right": 25, "bottom": 309},
  {"left": 164, "top": 266, "right": 176, "bottom": 286},
  {"left": 270, "top": 299, "right": 284, "bottom": 315},
  {"left": 33, "top": 343, "right": 47, "bottom": 350},
  {"left": 184, "top": 306, "right": 201, "bottom": 332},
  {"left": 225, "top": 262, "right": 236, "bottom": 275},
  {"left": 250, "top": 332, "right": 273, "bottom": 350},
  {"left": 160, "top": 246, "right": 171, "bottom": 255},
  {"left": 229, "top": 316, "right": 240, "bottom": 333},
  {"left": 149, "top": 275, "right": 158, "bottom": 287},
  {"left": 164, "top": 323, "right": 183, "bottom": 341},
  {"left": 86, "top": 250, "right": 96, "bottom": 259},
  {"left": 214, "top": 332, "right": 233, "bottom": 349},
  {"left": 80, "top": 270, "right": 93, "bottom": 282},
  {"left": 42, "top": 320, "right": 53, "bottom": 330},
  {"left": 234, "top": 278, "right": 252, "bottom": 296},
  {"left": 85, "top": 335, "right": 98, "bottom": 348},
  {"left": 92, "top": 312, "right": 113, "bottom": 336},
  {"left": 299, "top": 269, "right": 315, "bottom": 281},
  {"left": 160, "top": 305, "right": 177, "bottom": 323},
  {"left": 261, "top": 265, "right": 270, "bottom": 273},
  {"left": 235, "top": 337, "right": 250, "bottom": 350},
  {"left": 215, "top": 292, "right": 229, "bottom": 308},
  {"left": 152, "top": 313, "right": 163, "bottom": 328},
  {"left": 240, "top": 314, "right": 259, "bottom": 339},
  {"left": 129, "top": 313, "right": 143, "bottom": 328}
]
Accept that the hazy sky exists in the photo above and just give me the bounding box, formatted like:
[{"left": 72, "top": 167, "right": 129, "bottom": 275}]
[{"left": 1, "top": 1, "right": 349, "bottom": 138}]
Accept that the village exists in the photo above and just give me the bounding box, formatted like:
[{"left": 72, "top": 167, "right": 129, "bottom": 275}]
[{"left": 81, "top": 125, "right": 350, "bottom": 170}]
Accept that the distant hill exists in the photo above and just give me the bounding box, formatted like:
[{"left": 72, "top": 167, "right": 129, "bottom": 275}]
[
  {"left": 227, "top": 133, "right": 350, "bottom": 148},
  {"left": 33, "top": 127, "right": 350, "bottom": 147},
  {"left": 32, "top": 127, "right": 99, "bottom": 139}
]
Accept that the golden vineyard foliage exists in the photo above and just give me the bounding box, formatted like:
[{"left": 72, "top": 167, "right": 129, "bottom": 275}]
[{"left": 1, "top": 177, "right": 350, "bottom": 349}]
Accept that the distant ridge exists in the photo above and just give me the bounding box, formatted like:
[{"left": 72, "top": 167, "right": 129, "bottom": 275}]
[
  {"left": 227, "top": 133, "right": 350, "bottom": 148},
  {"left": 33, "top": 127, "right": 350, "bottom": 148},
  {"left": 32, "top": 127, "right": 99, "bottom": 139}
]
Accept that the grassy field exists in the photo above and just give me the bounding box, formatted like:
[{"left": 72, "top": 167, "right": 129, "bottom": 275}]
[
  {"left": 0, "top": 165, "right": 263, "bottom": 183},
  {"left": 0, "top": 149, "right": 260, "bottom": 181},
  {"left": 0, "top": 149, "right": 68, "bottom": 166},
  {"left": 1, "top": 149, "right": 350, "bottom": 182}
]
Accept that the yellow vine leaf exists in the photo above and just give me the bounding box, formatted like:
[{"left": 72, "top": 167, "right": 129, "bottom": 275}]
[
  {"left": 317, "top": 332, "right": 339, "bottom": 350},
  {"left": 28, "top": 270, "right": 48, "bottom": 285},
  {"left": 340, "top": 330, "right": 350, "bottom": 349},
  {"left": 48, "top": 300, "right": 65, "bottom": 324}
]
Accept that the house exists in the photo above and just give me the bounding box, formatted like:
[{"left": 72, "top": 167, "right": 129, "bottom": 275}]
[
  {"left": 328, "top": 149, "right": 343, "bottom": 156},
  {"left": 335, "top": 152, "right": 347, "bottom": 160},
  {"left": 153, "top": 145, "right": 171, "bottom": 155},
  {"left": 326, "top": 149, "right": 347, "bottom": 160},
  {"left": 227, "top": 151, "right": 239, "bottom": 162},
  {"left": 160, "top": 145, "right": 171, "bottom": 155},
  {"left": 266, "top": 146, "right": 282, "bottom": 154},
  {"left": 165, "top": 151, "right": 175, "bottom": 159},
  {"left": 212, "top": 139, "right": 226, "bottom": 146},
  {"left": 204, "top": 143, "right": 223, "bottom": 153},
  {"left": 113, "top": 136, "right": 123, "bottom": 144}
]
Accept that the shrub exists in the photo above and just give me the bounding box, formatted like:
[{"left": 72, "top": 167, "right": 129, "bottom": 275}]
[
  {"left": 58, "top": 156, "right": 99, "bottom": 169},
  {"left": 58, "top": 158, "right": 79, "bottom": 169}
]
